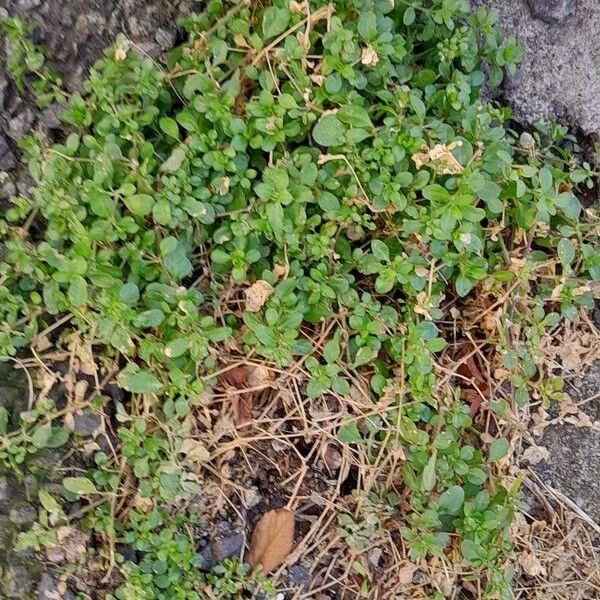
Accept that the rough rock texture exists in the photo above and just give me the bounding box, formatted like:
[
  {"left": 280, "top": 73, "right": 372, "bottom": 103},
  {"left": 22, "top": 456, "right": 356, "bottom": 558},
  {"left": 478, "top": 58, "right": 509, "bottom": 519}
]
[
  {"left": 478, "top": 0, "right": 600, "bottom": 138},
  {"left": 532, "top": 362, "right": 600, "bottom": 523}
]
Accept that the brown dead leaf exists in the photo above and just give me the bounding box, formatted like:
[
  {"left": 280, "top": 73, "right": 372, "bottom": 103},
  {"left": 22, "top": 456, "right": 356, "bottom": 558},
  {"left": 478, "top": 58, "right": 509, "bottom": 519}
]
[
  {"left": 412, "top": 141, "right": 464, "bottom": 175},
  {"left": 321, "top": 443, "right": 343, "bottom": 472},
  {"left": 360, "top": 43, "right": 379, "bottom": 66},
  {"left": 179, "top": 438, "right": 211, "bottom": 463},
  {"left": 233, "top": 34, "right": 250, "bottom": 48},
  {"left": 456, "top": 347, "right": 489, "bottom": 417},
  {"left": 218, "top": 367, "right": 253, "bottom": 428},
  {"left": 522, "top": 445, "right": 550, "bottom": 465},
  {"left": 247, "top": 508, "right": 295, "bottom": 573},
  {"left": 397, "top": 562, "right": 418, "bottom": 584},
  {"left": 246, "top": 364, "right": 273, "bottom": 388},
  {"left": 245, "top": 280, "right": 274, "bottom": 312},
  {"left": 519, "top": 551, "right": 547, "bottom": 576}
]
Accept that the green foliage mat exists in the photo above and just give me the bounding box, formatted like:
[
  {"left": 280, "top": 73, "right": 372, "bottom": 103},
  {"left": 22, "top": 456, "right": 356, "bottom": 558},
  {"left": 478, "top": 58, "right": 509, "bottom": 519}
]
[{"left": 0, "top": 1, "right": 599, "bottom": 598}]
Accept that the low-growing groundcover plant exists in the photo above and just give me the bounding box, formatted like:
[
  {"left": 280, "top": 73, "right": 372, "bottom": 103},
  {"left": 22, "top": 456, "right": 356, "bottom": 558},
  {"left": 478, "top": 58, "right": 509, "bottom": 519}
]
[{"left": 1, "top": 0, "right": 599, "bottom": 598}]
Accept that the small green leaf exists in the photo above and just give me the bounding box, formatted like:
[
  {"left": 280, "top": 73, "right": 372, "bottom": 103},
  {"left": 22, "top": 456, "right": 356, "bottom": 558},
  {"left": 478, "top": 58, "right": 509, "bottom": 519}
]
[
  {"left": 0, "top": 407, "right": 8, "bottom": 434},
  {"left": 159, "top": 117, "right": 179, "bottom": 139},
  {"left": 262, "top": 6, "right": 290, "bottom": 39},
  {"left": 488, "top": 437, "right": 509, "bottom": 462},
  {"left": 323, "top": 337, "right": 341, "bottom": 363},
  {"left": 118, "top": 368, "right": 164, "bottom": 394},
  {"left": 39, "top": 490, "right": 61, "bottom": 513},
  {"left": 353, "top": 346, "right": 375, "bottom": 367},
  {"left": 460, "top": 539, "right": 482, "bottom": 562},
  {"left": 67, "top": 276, "right": 88, "bottom": 307},
  {"left": 338, "top": 421, "right": 362, "bottom": 445},
  {"left": 160, "top": 147, "right": 187, "bottom": 173},
  {"left": 63, "top": 477, "right": 97, "bottom": 496},
  {"left": 403, "top": 6, "right": 416, "bottom": 25},
  {"left": 124, "top": 194, "right": 154, "bottom": 216},
  {"left": 422, "top": 452, "right": 437, "bottom": 492},
  {"left": 119, "top": 282, "right": 139, "bottom": 305},
  {"left": 88, "top": 190, "right": 113, "bottom": 218},
  {"left": 371, "top": 239, "right": 389, "bottom": 262},
  {"left": 455, "top": 274, "right": 473, "bottom": 297},
  {"left": 31, "top": 424, "right": 52, "bottom": 449},
  {"left": 165, "top": 337, "right": 189, "bottom": 359},
  {"left": 557, "top": 238, "right": 575, "bottom": 267},
  {"left": 438, "top": 485, "right": 465, "bottom": 515},
  {"left": 312, "top": 115, "right": 345, "bottom": 147}
]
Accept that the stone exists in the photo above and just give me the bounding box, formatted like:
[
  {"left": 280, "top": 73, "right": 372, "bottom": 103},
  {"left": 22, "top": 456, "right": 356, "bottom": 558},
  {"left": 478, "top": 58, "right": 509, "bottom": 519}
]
[
  {"left": 0, "top": 362, "right": 30, "bottom": 430},
  {"left": 0, "top": 515, "right": 16, "bottom": 549},
  {"left": 5, "top": 564, "right": 34, "bottom": 598},
  {"left": 528, "top": 0, "right": 576, "bottom": 23},
  {"left": 6, "top": 109, "right": 35, "bottom": 142},
  {"left": 13, "top": 0, "right": 42, "bottom": 10},
  {"left": 38, "top": 572, "right": 75, "bottom": 600},
  {"left": 288, "top": 564, "right": 311, "bottom": 587},
  {"left": 73, "top": 411, "right": 102, "bottom": 438},
  {"left": 9, "top": 504, "right": 37, "bottom": 527},
  {"left": 0, "top": 77, "right": 9, "bottom": 109},
  {"left": 532, "top": 362, "right": 600, "bottom": 522},
  {"left": 38, "top": 104, "right": 64, "bottom": 131},
  {"left": 0, "top": 475, "right": 17, "bottom": 503},
  {"left": 477, "top": 0, "right": 600, "bottom": 139},
  {"left": 0, "top": 135, "right": 17, "bottom": 172},
  {"left": 199, "top": 544, "right": 215, "bottom": 571},
  {"left": 155, "top": 27, "right": 177, "bottom": 50},
  {"left": 210, "top": 532, "right": 244, "bottom": 562}
]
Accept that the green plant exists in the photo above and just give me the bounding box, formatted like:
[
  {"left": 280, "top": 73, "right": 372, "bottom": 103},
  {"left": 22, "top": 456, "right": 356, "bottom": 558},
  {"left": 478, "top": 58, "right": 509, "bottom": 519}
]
[
  {"left": 1, "top": 1, "right": 598, "bottom": 598},
  {"left": 1, "top": 16, "right": 67, "bottom": 107}
]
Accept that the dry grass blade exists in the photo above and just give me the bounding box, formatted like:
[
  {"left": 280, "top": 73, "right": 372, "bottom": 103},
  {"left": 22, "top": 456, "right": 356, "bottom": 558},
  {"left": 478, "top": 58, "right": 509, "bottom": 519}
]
[{"left": 247, "top": 508, "right": 296, "bottom": 573}]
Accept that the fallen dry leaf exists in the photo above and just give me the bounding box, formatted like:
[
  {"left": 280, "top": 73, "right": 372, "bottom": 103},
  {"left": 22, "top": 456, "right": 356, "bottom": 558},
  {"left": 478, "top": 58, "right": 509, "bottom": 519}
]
[
  {"left": 522, "top": 445, "right": 550, "bottom": 465},
  {"left": 397, "top": 562, "right": 418, "bottom": 584},
  {"left": 247, "top": 508, "right": 295, "bottom": 573},
  {"left": 412, "top": 141, "right": 464, "bottom": 175},
  {"left": 519, "top": 551, "right": 546, "bottom": 576},
  {"left": 456, "top": 347, "right": 489, "bottom": 417},
  {"left": 218, "top": 367, "right": 253, "bottom": 428},
  {"left": 179, "top": 438, "right": 210, "bottom": 463},
  {"left": 360, "top": 43, "right": 379, "bottom": 66},
  {"left": 245, "top": 280, "right": 274, "bottom": 312},
  {"left": 246, "top": 364, "right": 273, "bottom": 388}
]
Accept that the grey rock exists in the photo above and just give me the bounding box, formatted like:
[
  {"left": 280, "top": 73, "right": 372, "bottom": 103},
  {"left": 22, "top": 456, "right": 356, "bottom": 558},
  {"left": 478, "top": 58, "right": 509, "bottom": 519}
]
[
  {"left": 0, "top": 135, "right": 17, "bottom": 171},
  {"left": 0, "top": 515, "right": 16, "bottom": 549},
  {"left": 288, "top": 564, "right": 311, "bottom": 587},
  {"left": 532, "top": 361, "right": 600, "bottom": 522},
  {"left": 155, "top": 27, "right": 177, "bottom": 50},
  {"left": 0, "top": 77, "right": 9, "bottom": 108},
  {"left": 210, "top": 532, "right": 244, "bottom": 562},
  {"left": 38, "top": 104, "right": 64, "bottom": 131},
  {"left": 528, "top": 0, "right": 576, "bottom": 23},
  {"left": 38, "top": 572, "right": 75, "bottom": 600},
  {"left": 73, "top": 410, "right": 102, "bottom": 437},
  {"left": 477, "top": 0, "right": 600, "bottom": 138},
  {"left": 5, "top": 564, "right": 34, "bottom": 598},
  {"left": 6, "top": 109, "right": 35, "bottom": 142},
  {"left": 0, "top": 362, "right": 30, "bottom": 430},
  {"left": 9, "top": 503, "right": 37, "bottom": 527},
  {"left": 0, "top": 475, "right": 16, "bottom": 502},
  {"left": 13, "top": 0, "right": 42, "bottom": 10},
  {"left": 199, "top": 544, "right": 215, "bottom": 571}
]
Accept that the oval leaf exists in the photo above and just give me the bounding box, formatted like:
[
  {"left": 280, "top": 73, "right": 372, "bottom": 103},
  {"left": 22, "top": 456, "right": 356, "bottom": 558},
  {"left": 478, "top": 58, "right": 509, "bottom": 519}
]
[
  {"left": 63, "top": 476, "right": 97, "bottom": 496},
  {"left": 247, "top": 508, "right": 295, "bottom": 573}
]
